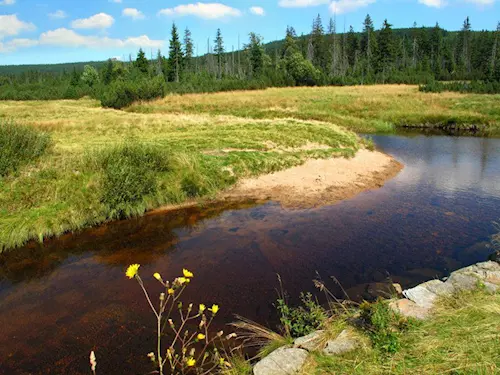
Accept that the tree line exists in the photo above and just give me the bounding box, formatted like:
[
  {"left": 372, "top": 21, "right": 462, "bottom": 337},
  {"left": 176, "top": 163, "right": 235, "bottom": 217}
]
[{"left": 1, "top": 15, "right": 499, "bottom": 105}]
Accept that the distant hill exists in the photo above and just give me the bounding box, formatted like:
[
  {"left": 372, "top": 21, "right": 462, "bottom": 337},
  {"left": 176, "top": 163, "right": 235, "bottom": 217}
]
[{"left": 0, "top": 27, "right": 472, "bottom": 76}]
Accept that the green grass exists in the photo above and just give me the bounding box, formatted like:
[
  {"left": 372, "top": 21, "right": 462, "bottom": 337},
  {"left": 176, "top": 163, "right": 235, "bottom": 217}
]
[
  {"left": 0, "top": 99, "right": 360, "bottom": 251},
  {"left": 0, "top": 120, "right": 51, "bottom": 177},
  {"left": 300, "top": 289, "right": 500, "bottom": 375},
  {"left": 128, "top": 85, "right": 500, "bottom": 134}
]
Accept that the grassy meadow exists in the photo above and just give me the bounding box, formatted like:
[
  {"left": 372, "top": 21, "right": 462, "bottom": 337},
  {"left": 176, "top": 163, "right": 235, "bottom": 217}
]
[
  {"left": 129, "top": 85, "right": 500, "bottom": 134},
  {"left": 2, "top": 84, "right": 500, "bottom": 251},
  {"left": 0, "top": 96, "right": 359, "bottom": 251}
]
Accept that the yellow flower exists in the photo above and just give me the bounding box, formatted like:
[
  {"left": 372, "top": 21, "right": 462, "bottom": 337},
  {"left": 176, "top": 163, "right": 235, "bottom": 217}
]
[
  {"left": 183, "top": 268, "right": 194, "bottom": 278},
  {"left": 167, "top": 288, "right": 174, "bottom": 295},
  {"left": 199, "top": 304, "right": 206, "bottom": 313},
  {"left": 209, "top": 304, "right": 219, "bottom": 314},
  {"left": 197, "top": 333, "right": 206, "bottom": 340},
  {"left": 176, "top": 277, "right": 188, "bottom": 285},
  {"left": 153, "top": 272, "right": 162, "bottom": 281},
  {"left": 126, "top": 264, "right": 140, "bottom": 279},
  {"left": 186, "top": 357, "right": 196, "bottom": 367}
]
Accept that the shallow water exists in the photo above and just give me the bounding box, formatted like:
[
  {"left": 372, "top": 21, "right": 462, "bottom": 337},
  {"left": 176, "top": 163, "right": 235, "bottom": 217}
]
[{"left": 1, "top": 134, "right": 500, "bottom": 374}]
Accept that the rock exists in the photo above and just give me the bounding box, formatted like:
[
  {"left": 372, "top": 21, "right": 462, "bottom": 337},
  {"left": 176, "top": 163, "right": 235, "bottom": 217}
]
[
  {"left": 253, "top": 347, "right": 308, "bottom": 375},
  {"left": 392, "top": 283, "right": 403, "bottom": 295},
  {"left": 446, "top": 261, "right": 500, "bottom": 291},
  {"left": 323, "top": 328, "right": 359, "bottom": 356},
  {"left": 294, "top": 330, "right": 324, "bottom": 351},
  {"left": 403, "top": 285, "right": 438, "bottom": 309},
  {"left": 418, "top": 279, "right": 455, "bottom": 297},
  {"left": 389, "top": 298, "right": 430, "bottom": 320}
]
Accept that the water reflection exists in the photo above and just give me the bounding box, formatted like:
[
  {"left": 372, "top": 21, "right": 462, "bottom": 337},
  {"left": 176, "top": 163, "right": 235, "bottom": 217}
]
[{"left": 1, "top": 135, "right": 500, "bottom": 374}]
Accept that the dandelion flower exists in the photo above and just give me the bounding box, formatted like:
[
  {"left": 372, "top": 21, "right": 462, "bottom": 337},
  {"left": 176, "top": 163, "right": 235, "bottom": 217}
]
[
  {"left": 153, "top": 272, "right": 162, "bottom": 281},
  {"left": 199, "top": 304, "right": 206, "bottom": 313},
  {"left": 183, "top": 268, "right": 194, "bottom": 278},
  {"left": 126, "top": 264, "right": 140, "bottom": 279},
  {"left": 186, "top": 357, "right": 196, "bottom": 367},
  {"left": 197, "top": 333, "right": 206, "bottom": 340},
  {"left": 209, "top": 304, "right": 219, "bottom": 314}
]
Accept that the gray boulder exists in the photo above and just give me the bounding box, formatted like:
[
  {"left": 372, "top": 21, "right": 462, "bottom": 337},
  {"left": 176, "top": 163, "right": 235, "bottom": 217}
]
[
  {"left": 418, "top": 279, "right": 455, "bottom": 297},
  {"left": 403, "top": 285, "right": 438, "bottom": 309},
  {"left": 253, "top": 347, "right": 308, "bottom": 375},
  {"left": 294, "top": 330, "right": 324, "bottom": 351},
  {"left": 446, "top": 261, "right": 500, "bottom": 291},
  {"left": 389, "top": 298, "right": 430, "bottom": 320},
  {"left": 323, "top": 328, "right": 359, "bottom": 356}
]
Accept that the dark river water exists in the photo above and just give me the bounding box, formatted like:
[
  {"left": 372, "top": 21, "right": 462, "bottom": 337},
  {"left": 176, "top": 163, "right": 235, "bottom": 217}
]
[{"left": 1, "top": 134, "right": 500, "bottom": 374}]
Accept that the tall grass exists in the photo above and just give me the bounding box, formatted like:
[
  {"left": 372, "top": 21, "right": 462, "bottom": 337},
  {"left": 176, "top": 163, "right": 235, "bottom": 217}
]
[{"left": 0, "top": 120, "right": 51, "bottom": 177}]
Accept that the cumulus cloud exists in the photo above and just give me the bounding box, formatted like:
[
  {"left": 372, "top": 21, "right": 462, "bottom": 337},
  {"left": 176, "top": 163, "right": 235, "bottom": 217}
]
[
  {"left": 48, "top": 10, "right": 67, "bottom": 20},
  {"left": 158, "top": 2, "right": 242, "bottom": 20},
  {"left": 122, "top": 8, "right": 145, "bottom": 20},
  {"left": 0, "top": 28, "right": 164, "bottom": 52},
  {"left": 71, "top": 13, "right": 114, "bottom": 29},
  {"left": 418, "top": 0, "right": 447, "bottom": 7},
  {"left": 249, "top": 6, "right": 265, "bottom": 15},
  {"left": 278, "top": 0, "right": 329, "bottom": 7},
  {"left": 0, "top": 0, "right": 16, "bottom": 5},
  {"left": 329, "top": 0, "right": 376, "bottom": 14},
  {"left": 0, "top": 15, "right": 35, "bottom": 40}
]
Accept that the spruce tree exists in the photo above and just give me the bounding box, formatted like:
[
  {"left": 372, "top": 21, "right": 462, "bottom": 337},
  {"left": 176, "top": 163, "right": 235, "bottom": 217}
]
[
  {"left": 247, "top": 33, "right": 265, "bottom": 76},
  {"left": 214, "top": 28, "right": 225, "bottom": 79},
  {"left": 311, "top": 14, "right": 327, "bottom": 70},
  {"left": 168, "top": 23, "right": 183, "bottom": 82},
  {"left": 361, "top": 14, "right": 377, "bottom": 74},
  {"left": 184, "top": 28, "right": 194, "bottom": 72},
  {"left": 346, "top": 26, "right": 358, "bottom": 69},
  {"left": 134, "top": 48, "right": 149, "bottom": 74},
  {"left": 377, "top": 19, "right": 395, "bottom": 75}
]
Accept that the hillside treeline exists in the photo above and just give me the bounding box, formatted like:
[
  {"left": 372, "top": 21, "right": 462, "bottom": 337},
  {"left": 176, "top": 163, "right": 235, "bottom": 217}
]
[{"left": 0, "top": 15, "right": 499, "bottom": 106}]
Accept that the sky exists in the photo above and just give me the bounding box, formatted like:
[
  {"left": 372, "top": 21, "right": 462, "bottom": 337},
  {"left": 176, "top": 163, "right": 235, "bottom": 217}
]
[{"left": 0, "top": 0, "right": 498, "bottom": 65}]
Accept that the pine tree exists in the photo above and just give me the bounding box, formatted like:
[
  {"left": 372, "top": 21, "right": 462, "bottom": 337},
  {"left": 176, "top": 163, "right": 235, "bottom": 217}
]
[
  {"left": 377, "top": 19, "right": 395, "bottom": 75},
  {"left": 184, "top": 28, "right": 194, "bottom": 72},
  {"left": 283, "top": 26, "right": 298, "bottom": 57},
  {"left": 361, "top": 14, "right": 377, "bottom": 74},
  {"left": 247, "top": 33, "right": 265, "bottom": 76},
  {"left": 135, "top": 48, "right": 149, "bottom": 74},
  {"left": 168, "top": 23, "right": 183, "bottom": 82},
  {"left": 214, "top": 28, "right": 225, "bottom": 79},
  {"left": 311, "top": 14, "right": 327, "bottom": 70}
]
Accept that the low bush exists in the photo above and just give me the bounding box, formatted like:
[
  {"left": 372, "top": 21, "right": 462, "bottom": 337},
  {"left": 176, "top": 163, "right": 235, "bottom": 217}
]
[
  {"left": 276, "top": 292, "right": 326, "bottom": 338},
  {"left": 420, "top": 80, "right": 500, "bottom": 94},
  {"left": 359, "top": 299, "right": 413, "bottom": 354},
  {"left": 0, "top": 120, "right": 51, "bottom": 177},
  {"left": 100, "top": 76, "right": 166, "bottom": 109},
  {"left": 98, "top": 143, "right": 171, "bottom": 217}
]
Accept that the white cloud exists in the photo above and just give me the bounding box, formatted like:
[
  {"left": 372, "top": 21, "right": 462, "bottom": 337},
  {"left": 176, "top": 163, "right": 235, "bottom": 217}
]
[
  {"left": 418, "top": 0, "right": 447, "bottom": 7},
  {"left": 278, "top": 0, "right": 329, "bottom": 7},
  {"left": 122, "top": 8, "right": 145, "bottom": 20},
  {"left": 0, "top": 28, "right": 164, "bottom": 52},
  {"left": 109, "top": 0, "right": 122, "bottom": 3},
  {"left": 249, "top": 6, "right": 265, "bottom": 15},
  {"left": 329, "top": 0, "right": 376, "bottom": 14},
  {"left": 158, "top": 2, "right": 242, "bottom": 20},
  {"left": 0, "top": 0, "right": 16, "bottom": 5},
  {"left": 0, "top": 15, "right": 35, "bottom": 40},
  {"left": 48, "top": 10, "right": 67, "bottom": 20},
  {"left": 71, "top": 13, "right": 114, "bottom": 29}
]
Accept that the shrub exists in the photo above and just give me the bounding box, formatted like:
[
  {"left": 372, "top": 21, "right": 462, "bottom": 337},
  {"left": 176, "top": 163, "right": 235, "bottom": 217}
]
[
  {"left": 99, "top": 143, "right": 171, "bottom": 217},
  {"left": 360, "top": 299, "right": 413, "bottom": 354},
  {"left": 0, "top": 120, "right": 51, "bottom": 177},
  {"left": 100, "top": 76, "right": 166, "bottom": 109},
  {"left": 276, "top": 292, "right": 326, "bottom": 338}
]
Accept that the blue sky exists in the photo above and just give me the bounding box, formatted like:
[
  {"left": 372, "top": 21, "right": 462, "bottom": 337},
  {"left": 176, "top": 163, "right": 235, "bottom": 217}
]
[{"left": 0, "top": 0, "right": 498, "bottom": 65}]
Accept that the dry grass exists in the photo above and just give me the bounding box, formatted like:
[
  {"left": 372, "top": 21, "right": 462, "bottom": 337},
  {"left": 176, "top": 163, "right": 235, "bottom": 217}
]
[{"left": 129, "top": 85, "right": 500, "bottom": 134}]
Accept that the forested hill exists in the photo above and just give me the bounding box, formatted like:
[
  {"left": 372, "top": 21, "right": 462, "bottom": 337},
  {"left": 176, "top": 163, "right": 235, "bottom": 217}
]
[
  {"left": 0, "top": 61, "right": 107, "bottom": 75},
  {"left": 0, "top": 26, "right": 484, "bottom": 75}
]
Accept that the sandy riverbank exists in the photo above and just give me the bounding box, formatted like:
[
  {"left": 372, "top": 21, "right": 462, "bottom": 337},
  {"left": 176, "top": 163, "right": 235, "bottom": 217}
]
[{"left": 225, "top": 149, "right": 403, "bottom": 208}]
